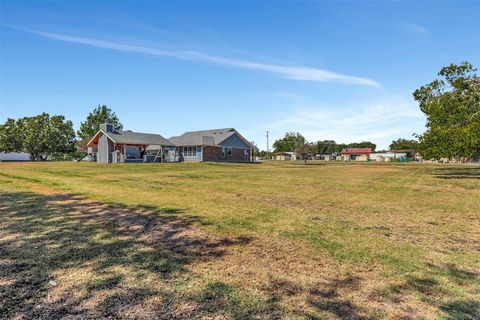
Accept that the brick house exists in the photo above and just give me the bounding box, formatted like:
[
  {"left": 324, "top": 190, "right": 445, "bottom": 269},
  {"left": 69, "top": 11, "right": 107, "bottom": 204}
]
[
  {"left": 88, "top": 125, "right": 254, "bottom": 163},
  {"left": 169, "top": 128, "right": 254, "bottom": 162}
]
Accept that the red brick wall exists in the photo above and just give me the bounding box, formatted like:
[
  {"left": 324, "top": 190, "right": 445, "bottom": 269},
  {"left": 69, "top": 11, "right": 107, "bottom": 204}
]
[
  {"left": 203, "top": 146, "right": 223, "bottom": 161},
  {"left": 231, "top": 148, "right": 249, "bottom": 161},
  {"left": 202, "top": 146, "right": 251, "bottom": 162}
]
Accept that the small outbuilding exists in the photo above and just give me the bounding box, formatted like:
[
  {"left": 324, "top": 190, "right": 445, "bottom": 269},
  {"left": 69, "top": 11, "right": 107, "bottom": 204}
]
[
  {"left": 340, "top": 148, "right": 372, "bottom": 161},
  {"left": 274, "top": 152, "right": 298, "bottom": 161},
  {"left": 315, "top": 154, "right": 333, "bottom": 161},
  {"left": 370, "top": 149, "right": 417, "bottom": 162}
]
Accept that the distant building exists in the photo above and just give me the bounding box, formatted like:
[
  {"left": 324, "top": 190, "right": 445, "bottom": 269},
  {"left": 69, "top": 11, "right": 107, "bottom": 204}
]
[
  {"left": 315, "top": 154, "right": 333, "bottom": 161},
  {"left": 371, "top": 150, "right": 417, "bottom": 162},
  {"left": 340, "top": 148, "right": 372, "bottom": 161},
  {"left": 274, "top": 152, "right": 298, "bottom": 161}
]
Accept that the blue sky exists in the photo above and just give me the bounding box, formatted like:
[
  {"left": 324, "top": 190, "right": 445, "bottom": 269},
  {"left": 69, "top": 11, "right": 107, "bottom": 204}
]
[{"left": 1, "top": 1, "right": 479, "bottom": 150}]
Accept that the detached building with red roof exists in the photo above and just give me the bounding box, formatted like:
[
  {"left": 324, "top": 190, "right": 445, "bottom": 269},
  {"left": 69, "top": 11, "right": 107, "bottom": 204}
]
[{"left": 340, "top": 148, "right": 373, "bottom": 161}]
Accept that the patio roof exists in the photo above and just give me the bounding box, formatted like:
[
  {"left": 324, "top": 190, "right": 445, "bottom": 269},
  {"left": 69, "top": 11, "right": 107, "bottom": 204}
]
[{"left": 88, "top": 130, "right": 174, "bottom": 147}]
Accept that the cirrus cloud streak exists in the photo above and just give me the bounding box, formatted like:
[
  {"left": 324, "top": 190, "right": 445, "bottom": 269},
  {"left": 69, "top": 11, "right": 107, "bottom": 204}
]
[{"left": 18, "top": 28, "right": 381, "bottom": 88}]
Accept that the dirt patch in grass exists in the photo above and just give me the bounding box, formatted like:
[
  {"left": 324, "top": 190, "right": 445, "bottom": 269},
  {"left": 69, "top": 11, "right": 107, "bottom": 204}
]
[{"left": 0, "top": 191, "right": 260, "bottom": 319}]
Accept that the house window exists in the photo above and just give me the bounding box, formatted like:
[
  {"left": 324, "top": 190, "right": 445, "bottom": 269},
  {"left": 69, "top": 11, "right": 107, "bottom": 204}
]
[
  {"left": 184, "top": 146, "right": 197, "bottom": 157},
  {"left": 226, "top": 147, "right": 233, "bottom": 156},
  {"left": 222, "top": 146, "right": 226, "bottom": 157}
]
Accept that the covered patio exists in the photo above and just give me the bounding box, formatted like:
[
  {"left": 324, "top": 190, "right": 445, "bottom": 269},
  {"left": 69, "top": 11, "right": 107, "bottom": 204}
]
[{"left": 87, "top": 124, "right": 175, "bottom": 163}]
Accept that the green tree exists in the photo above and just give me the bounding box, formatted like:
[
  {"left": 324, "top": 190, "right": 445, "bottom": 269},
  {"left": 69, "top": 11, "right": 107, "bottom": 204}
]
[
  {"left": 389, "top": 138, "right": 419, "bottom": 150},
  {"left": 316, "top": 140, "right": 337, "bottom": 154},
  {"left": 413, "top": 62, "right": 480, "bottom": 160},
  {"left": 295, "top": 141, "right": 315, "bottom": 165},
  {"left": 334, "top": 143, "right": 347, "bottom": 153},
  {"left": 22, "top": 113, "right": 76, "bottom": 160},
  {"left": 77, "top": 105, "right": 123, "bottom": 142},
  {"left": 0, "top": 113, "right": 76, "bottom": 160},
  {"left": 0, "top": 118, "right": 23, "bottom": 153},
  {"left": 273, "top": 132, "right": 306, "bottom": 152}
]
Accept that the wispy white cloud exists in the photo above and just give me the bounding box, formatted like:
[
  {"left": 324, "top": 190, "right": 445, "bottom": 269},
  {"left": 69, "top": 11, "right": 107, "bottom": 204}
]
[
  {"left": 17, "top": 28, "right": 381, "bottom": 88},
  {"left": 403, "top": 22, "right": 429, "bottom": 38}
]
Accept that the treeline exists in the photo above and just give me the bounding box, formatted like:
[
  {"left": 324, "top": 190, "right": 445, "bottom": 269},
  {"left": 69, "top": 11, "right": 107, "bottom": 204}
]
[
  {"left": 271, "top": 133, "right": 419, "bottom": 155},
  {"left": 272, "top": 132, "right": 378, "bottom": 154},
  {"left": 0, "top": 105, "right": 122, "bottom": 161}
]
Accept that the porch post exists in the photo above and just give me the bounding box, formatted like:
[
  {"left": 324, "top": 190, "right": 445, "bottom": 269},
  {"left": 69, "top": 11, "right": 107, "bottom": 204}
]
[{"left": 123, "top": 144, "right": 127, "bottom": 162}]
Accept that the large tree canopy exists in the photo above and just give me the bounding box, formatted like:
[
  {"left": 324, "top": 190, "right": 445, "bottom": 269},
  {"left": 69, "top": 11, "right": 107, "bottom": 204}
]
[
  {"left": 273, "top": 132, "right": 306, "bottom": 152},
  {"left": 389, "top": 138, "right": 419, "bottom": 151},
  {"left": 77, "top": 105, "right": 123, "bottom": 141},
  {"left": 316, "top": 140, "right": 337, "bottom": 154},
  {"left": 414, "top": 62, "right": 480, "bottom": 160},
  {"left": 0, "top": 118, "right": 23, "bottom": 153},
  {"left": 0, "top": 113, "right": 76, "bottom": 160},
  {"left": 273, "top": 132, "right": 316, "bottom": 163}
]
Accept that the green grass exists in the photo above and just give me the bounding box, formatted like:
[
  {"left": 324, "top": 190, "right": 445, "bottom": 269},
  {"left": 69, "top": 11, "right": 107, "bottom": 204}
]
[{"left": 0, "top": 161, "right": 479, "bottom": 319}]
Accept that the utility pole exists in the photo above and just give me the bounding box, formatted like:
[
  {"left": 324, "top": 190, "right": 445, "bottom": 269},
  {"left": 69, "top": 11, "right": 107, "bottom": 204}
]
[{"left": 266, "top": 131, "right": 269, "bottom": 159}]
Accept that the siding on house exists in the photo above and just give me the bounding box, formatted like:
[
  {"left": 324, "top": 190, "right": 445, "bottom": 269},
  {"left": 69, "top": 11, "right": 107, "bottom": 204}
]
[
  {"left": 220, "top": 133, "right": 250, "bottom": 149},
  {"left": 98, "top": 132, "right": 114, "bottom": 163},
  {"left": 177, "top": 146, "right": 203, "bottom": 161}
]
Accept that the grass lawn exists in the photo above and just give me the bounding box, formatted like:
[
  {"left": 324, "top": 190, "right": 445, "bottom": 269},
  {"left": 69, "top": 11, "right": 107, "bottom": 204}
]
[{"left": 0, "top": 161, "right": 479, "bottom": 319}]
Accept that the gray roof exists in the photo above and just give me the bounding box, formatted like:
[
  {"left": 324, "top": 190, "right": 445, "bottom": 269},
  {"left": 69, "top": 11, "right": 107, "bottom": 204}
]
[
  {"left": 105, "top": 130, "right": 174, "bottom": 146},
  {"left": 169, "top": 128, "right": 252, "bottom": 147}
]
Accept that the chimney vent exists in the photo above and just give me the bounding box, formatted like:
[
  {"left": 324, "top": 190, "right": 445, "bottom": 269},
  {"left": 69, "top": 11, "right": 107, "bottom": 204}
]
[{"left": 100, "top": 123, "right": 114, "bottom": 133}]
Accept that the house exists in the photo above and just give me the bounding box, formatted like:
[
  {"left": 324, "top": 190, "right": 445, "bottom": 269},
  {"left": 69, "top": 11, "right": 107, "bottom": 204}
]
[
  {"left": 168, "top": 128, "right": 254, "bottom": 162},
  {"left": 274, "top": 152, "right": 298, "bottom": 161},
  {"left": 340, "top": 148, "right": 372, "bottom": 161},
  {"left": 87, "top": 124, "right": 175, "bottom": 163}
]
